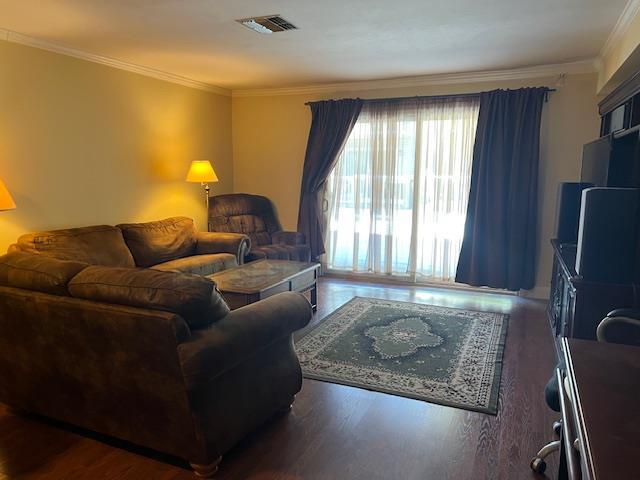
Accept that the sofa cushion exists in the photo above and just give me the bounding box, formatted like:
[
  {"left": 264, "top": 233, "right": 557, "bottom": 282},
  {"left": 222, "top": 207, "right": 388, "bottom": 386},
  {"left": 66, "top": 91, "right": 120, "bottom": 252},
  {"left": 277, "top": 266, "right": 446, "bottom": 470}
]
[
  {"left": 117, "top": 217, "right": 196, "bottom": 268},
  {"left": 68, "top": 266, "right": 229, "bottom": 329},
  {"left": 15, "top": 225, "right": 135, "bottom": 267},
  {"left": 227, "top": 216, "right": 272, "bottom": 246},
  {"left": 152, "top": 253, "right": 237, "bottom": 276},
  {"left": 0, "top": 252, "right": 88, "bottom": 295}
]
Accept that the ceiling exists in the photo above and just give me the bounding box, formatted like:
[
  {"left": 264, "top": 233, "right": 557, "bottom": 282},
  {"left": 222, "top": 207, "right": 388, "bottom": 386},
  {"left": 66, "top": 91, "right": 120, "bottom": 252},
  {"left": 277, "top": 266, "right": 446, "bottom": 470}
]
[{"left": 0, "top": 0, "right": 629, "bottom": 90}]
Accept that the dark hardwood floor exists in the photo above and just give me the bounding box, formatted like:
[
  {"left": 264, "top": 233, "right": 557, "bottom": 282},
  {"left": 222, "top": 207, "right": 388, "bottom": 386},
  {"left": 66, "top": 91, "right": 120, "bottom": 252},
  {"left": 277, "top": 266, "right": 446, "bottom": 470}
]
[{"left": 0, "top": 277, "right": 558, "bottom": 479}]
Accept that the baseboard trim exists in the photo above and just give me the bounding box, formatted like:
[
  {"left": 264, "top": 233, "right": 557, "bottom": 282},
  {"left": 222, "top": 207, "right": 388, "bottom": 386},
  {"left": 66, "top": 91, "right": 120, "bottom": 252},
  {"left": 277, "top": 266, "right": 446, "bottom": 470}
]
[
  {"left": 519, "top": 286, "right": 551, "bottom": 300},
  {"left": 323, "top": 270, "right": 551, "bottom": 301},
  {"left": 322, "top": 270, "right": 518, "bottom": 297}
]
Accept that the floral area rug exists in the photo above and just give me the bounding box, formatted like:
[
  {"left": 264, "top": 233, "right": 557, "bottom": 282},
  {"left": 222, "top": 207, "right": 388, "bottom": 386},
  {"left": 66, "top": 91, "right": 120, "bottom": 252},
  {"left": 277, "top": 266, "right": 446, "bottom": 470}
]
[{"left": 296, "top": 297, "right": 509, "bottom": 414}]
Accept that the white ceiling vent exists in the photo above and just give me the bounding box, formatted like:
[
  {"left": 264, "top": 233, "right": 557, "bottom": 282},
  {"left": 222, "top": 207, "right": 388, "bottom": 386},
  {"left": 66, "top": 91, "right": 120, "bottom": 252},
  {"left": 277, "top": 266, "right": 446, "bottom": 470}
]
[{"left": 237, "top": 15, "right": 297, "bottom": 34}]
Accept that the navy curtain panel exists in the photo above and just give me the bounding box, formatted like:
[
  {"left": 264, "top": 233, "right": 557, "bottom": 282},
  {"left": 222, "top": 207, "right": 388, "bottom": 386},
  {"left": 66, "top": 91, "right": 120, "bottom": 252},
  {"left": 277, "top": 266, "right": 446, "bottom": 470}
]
[
  {"left": 297, "top": 99, "right": 363, "bottom": 260},
  {"left": 456, "top": 87, "right": 547, "bottom": 291}
]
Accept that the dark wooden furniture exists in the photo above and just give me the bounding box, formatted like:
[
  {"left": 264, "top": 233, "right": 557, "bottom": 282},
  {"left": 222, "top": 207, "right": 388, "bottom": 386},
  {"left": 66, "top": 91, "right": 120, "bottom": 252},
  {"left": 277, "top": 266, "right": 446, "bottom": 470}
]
[
  {"left": 557, "top": 337, "right": 640, "bottom": 480},
  {"left": 594, "top": 67, "right": 640, "bottom": 190},
  {"left": 548, "top": 239, "right": 638, "bottom": 343},
  {"left": 209, "top": 259, "right": 320, "bottom": 310},
  {"left": 599, "top": 67, "right": 640, "bottom": 136}
]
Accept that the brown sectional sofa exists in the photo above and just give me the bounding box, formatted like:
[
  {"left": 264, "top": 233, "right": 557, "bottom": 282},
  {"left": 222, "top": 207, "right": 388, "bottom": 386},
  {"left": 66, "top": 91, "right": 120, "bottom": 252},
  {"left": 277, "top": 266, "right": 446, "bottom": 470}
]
[
  {"left": 10, "top": 216, "right": 249, "bottom": 275},
  {"left": 0, "top": 217, "right": 313, "bottom": 477}
]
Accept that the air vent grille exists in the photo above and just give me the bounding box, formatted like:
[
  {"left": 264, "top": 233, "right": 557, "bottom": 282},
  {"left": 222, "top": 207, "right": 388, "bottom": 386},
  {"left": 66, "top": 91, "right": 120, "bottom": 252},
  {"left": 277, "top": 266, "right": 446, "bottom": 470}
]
[
  {"left": 265, "top": 16, "right": 296, "bottom": 31},
  {"left": 237, "top": 15, "right": 298, "bottom": 34}
]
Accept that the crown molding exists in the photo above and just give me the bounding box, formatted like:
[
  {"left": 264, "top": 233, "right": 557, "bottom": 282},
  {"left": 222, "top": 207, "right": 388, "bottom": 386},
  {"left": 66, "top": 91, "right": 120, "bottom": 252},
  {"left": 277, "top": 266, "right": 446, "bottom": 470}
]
[
  {"left": 600, "top": 0, "right": 640, "bottom": 59},
  {"left": 231, "top": 59, "right": 599, "bottom": 98},
  {"left": 1, "top": 28, "right": 231, "bottom": 97},
  {"left": 0, "top": 27, "right": 600, "bottom": 100}
]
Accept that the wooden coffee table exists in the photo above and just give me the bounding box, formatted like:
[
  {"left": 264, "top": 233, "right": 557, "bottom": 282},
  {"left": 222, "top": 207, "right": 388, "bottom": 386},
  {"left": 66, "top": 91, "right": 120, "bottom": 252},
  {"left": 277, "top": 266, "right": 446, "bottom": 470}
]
[{"left": 208, "top": 259, "right": 321, "bottom": 311}]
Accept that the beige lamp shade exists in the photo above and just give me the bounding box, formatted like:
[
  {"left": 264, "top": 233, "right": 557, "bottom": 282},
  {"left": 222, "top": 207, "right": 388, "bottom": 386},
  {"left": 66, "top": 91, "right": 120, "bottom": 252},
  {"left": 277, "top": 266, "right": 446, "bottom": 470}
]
[
  {"left": 0, "top": 178, "right": 16, "bottom": 211},
  {"left": 186, "top": 160, "right": 219, "bottom": 183}
]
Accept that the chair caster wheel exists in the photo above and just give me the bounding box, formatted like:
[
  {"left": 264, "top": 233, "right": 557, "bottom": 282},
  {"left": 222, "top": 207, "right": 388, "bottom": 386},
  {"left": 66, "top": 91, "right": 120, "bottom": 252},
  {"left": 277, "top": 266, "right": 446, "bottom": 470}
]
[
  {"left": 553, "top": 420, "right": 562, "bottom": 436},
  {"left": 530, "top": 457, "right": 546, "bottom": 474}
]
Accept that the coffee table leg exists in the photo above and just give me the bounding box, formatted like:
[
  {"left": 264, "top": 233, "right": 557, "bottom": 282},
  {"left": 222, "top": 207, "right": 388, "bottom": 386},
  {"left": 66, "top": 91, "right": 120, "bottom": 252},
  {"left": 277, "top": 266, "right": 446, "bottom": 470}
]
[{"left": 310, "top": 284, "right": 317, "bottom": 312}]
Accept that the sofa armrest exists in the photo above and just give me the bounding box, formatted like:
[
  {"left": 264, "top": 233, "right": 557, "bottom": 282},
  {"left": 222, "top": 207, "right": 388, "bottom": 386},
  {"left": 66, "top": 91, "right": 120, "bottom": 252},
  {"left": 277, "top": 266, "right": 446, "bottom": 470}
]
[
  {"left": 7, "top": 244, "right": 21, "bottom": 253},
  {"left": 195, "top": 232, "right": 251, "bottom": 265},
  {"left": 272, "top": 230, "right": 306, "bottom": 246},
  {"left": 178, "top": 292, "right": 312, "bottom": 389}
]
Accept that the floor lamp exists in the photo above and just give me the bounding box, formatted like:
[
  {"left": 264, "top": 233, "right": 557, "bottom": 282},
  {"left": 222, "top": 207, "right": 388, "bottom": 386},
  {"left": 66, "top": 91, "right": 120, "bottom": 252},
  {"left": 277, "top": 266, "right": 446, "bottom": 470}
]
[
  {"left": 186, "top": 160, "right": 219, "bottom": 210},
  {"left": 0, "top": 178, "right": 16, "bottom": 211}
]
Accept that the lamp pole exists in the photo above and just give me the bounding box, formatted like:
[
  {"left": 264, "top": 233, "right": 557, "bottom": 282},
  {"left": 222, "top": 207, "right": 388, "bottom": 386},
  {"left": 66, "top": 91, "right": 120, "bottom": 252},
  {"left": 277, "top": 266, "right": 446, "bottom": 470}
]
[{"left": 203, "top": 182, "right": 210, "bottom": 209}]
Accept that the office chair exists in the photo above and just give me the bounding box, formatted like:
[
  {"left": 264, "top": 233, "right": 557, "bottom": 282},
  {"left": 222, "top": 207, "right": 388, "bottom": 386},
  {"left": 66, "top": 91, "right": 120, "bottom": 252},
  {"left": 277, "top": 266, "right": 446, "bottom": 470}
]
[{"left": 530, "top": 309, "right": 640, "bottom": 474}]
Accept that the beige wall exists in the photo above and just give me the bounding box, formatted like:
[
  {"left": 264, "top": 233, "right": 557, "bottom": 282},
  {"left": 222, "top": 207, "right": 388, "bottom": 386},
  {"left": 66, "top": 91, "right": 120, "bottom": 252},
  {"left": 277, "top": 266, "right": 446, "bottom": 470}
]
[
  {"left": 0, "top": 38, "right": 601, "bottom": 295},
  {"left": 599, "top": 9, "right": 640, "bottom": 94},
  {"left": 0, "top": 40, "right": 233, "bottom": 252},
  {"left": 232, "top": 73, "right": 601, "bottom": 294},
  {"left": 595, "top": 4, "right": 640, "bottom": 97}
]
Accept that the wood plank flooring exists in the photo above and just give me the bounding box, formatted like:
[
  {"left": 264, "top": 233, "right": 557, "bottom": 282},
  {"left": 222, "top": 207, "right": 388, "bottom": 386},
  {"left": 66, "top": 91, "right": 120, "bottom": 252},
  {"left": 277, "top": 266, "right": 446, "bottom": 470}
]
[{"left": 0, "top": 277, "right": 558, "bottom": 479}]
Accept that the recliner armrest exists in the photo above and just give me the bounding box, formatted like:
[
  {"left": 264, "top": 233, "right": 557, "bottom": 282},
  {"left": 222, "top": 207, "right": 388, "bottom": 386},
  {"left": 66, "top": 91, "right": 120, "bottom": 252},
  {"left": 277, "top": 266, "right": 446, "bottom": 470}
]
[
  {"left": 272, "top": 231, "right": 306, "bottom": 246},
  {"left": 195, "top": 232, "right": 251, "bottom": 265},
  {"left": 178, "top": 292, "right": 312, "bottom": 389}
]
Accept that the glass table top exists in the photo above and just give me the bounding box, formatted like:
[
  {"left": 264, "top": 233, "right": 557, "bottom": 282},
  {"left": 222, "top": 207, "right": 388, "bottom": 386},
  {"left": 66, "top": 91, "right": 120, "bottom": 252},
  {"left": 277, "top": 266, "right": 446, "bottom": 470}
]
[{"left": 209, "top": 259, "right": 320, "bottom": 293}]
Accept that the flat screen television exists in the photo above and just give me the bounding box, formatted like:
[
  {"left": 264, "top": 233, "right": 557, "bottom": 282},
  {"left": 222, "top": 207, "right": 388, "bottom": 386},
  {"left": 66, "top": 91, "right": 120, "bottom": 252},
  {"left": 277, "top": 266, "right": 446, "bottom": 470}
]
[
  {"left": 581, "top": 136, "right": 611, "bottom": 186},
  {"left": 581, "top": 131, "right": 640, "bottom": 187}
]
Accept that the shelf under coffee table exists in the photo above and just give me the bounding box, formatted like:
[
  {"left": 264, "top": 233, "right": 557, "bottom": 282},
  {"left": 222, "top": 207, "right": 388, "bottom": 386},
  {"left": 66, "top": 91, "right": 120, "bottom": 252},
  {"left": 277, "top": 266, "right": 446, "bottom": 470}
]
[{"left": 208, "top": 259, "right": 321, "bottom": 310}]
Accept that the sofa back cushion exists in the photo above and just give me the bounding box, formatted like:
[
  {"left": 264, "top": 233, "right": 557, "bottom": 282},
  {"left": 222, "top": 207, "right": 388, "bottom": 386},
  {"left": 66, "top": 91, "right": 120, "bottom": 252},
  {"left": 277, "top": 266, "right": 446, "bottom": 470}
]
[
  {"left": 0, "top": 252, "right": 88, "bottom": 295},
  {"left": 14, "top": 225, "right": 135, "bottom": 267},
  {"left": 117, "top": 217, "right": 196, "bottom": 267},
  {"left": 68, "top": 266, "right": 229, "bottom": 329},
  {"left": 208, "top": 194, "right": 282, "bottom": 246}
]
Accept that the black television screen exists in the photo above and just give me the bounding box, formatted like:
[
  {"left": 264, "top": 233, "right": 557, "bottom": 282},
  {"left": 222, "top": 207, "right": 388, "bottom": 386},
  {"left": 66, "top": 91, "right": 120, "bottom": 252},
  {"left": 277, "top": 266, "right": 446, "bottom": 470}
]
[
  {"left": 581, "top": 131, "right": 640, "bottom": 187},
  {"left": 581, "top": 136, "right": 611, "bottom": 186},
  {"left": 610, "top": 131, "right": 640, "bottom": 187}
]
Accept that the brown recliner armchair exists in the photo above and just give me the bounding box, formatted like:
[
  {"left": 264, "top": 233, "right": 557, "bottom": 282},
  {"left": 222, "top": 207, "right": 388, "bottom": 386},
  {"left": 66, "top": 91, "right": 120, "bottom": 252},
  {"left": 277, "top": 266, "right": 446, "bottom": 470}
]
[{"left": 208, "top": 194, "right": 311, "bottom": 262}]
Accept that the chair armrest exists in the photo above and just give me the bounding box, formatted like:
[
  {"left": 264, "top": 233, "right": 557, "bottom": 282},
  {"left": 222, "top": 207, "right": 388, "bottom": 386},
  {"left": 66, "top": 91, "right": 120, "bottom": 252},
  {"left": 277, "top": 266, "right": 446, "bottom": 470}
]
[
  {"left": 178, "top": 292, "right": 312, "bottom": 388},
  {"left": 606, "top": 308, "right": 640, "bottom": 320},
  {"left": 272, "top": 231, "right": 306, "bottom": 246},
  {"left": 195, "top": 232, "right": 251, "bottom": 265},
  {"left": 597, "top": 310, "right": 640, "bottom": 345}
]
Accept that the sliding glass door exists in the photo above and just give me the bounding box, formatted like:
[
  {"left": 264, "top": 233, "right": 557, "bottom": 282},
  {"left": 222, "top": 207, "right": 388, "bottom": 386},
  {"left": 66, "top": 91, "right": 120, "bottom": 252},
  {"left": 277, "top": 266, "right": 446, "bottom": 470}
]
[{"left": 323, "top": 96, "right": 479, "bottom": 282}]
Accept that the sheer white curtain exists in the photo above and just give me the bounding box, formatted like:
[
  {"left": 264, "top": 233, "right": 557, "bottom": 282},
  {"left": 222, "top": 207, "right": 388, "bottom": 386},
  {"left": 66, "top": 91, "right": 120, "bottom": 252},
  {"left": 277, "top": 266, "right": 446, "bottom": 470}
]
[{"left": 323, "top": 96, "right": 480, "bottom": 282}]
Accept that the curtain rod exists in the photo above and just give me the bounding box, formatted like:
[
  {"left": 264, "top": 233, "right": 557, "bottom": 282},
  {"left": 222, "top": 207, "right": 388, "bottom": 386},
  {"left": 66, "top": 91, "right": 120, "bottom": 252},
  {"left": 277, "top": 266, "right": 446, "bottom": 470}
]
[{"left": 304, "top": 88, "right": 556, "bottom": 106}]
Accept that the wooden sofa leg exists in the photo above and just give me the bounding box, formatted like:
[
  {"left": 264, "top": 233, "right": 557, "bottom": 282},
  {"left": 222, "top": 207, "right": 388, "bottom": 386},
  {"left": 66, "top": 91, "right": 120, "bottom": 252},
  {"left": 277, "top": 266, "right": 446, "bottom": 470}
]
[{"left": 190, "top": 456, "right": 222, "bottom": 478}]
